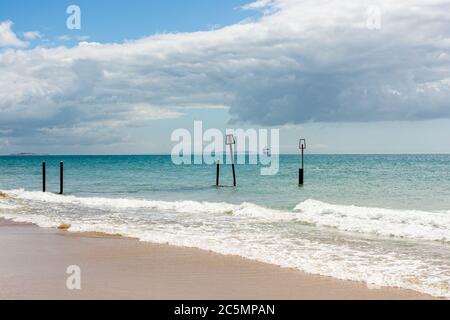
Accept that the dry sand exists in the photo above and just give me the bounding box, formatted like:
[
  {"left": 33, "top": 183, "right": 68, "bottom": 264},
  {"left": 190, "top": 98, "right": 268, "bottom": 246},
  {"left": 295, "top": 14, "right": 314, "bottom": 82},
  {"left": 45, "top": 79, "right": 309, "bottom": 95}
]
[{"left": 0, "top": 218, "right": 433, "bottom": 300}]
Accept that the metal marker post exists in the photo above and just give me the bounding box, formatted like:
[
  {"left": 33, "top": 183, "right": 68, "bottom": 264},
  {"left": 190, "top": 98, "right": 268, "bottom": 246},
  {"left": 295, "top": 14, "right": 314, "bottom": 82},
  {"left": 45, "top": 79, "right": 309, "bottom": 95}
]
[
  {"left": 226, "top": 134, "right": 237, "bottom": 187},
  {"left": 299, "top": 139, "right": 306, "bottom": 185}
]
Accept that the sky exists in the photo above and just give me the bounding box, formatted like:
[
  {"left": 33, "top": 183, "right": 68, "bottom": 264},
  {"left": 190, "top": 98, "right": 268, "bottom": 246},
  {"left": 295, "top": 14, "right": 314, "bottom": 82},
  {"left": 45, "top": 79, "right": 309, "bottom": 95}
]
[{"left": 1, "top": 0, "right": 450, "bottom": 154}]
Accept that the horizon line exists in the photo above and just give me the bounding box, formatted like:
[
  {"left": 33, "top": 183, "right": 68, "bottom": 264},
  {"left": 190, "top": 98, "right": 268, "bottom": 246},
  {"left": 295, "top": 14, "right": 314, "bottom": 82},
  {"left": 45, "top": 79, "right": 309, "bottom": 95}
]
[{"left": 2, "top": 152, "right": 450, "bottom": 156}]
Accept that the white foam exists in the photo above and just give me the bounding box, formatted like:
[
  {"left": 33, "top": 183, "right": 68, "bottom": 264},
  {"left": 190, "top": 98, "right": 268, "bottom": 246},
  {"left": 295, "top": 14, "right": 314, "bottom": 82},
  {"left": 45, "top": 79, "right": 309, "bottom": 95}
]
[
  {"left": 0, "top": 203, "right": 17, "bottom": 210},
  {"left": 294, "top": 199, "right": 450, "bottom": 242},
  {"left": 1, "top": 189, "right": 450, "bottom": 298},
  {"left": 4, "top": 189, "right": 450, "bottom": 242},
  {"left": 4, "top": 189, "right": 238, "bottom": 214}
]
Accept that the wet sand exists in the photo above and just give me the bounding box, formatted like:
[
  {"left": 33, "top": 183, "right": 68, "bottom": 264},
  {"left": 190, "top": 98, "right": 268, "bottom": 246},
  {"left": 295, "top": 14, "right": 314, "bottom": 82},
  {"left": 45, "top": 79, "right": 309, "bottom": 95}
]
[{"left": 0, "top": 218, "right": 433, "bottom": 300}]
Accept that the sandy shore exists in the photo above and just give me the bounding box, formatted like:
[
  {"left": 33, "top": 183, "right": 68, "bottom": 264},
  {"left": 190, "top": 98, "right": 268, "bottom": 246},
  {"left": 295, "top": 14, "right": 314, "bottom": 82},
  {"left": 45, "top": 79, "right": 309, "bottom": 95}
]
[{"left": 0, "top": 218, "right": 433, "bottom": 300}]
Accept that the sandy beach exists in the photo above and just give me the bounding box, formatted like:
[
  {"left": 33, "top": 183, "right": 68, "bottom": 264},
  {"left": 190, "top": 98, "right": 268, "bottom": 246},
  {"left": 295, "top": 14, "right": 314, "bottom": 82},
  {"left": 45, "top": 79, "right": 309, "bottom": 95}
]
[{"left": 0, "top": 218, "right": 433, "bottom": 300}]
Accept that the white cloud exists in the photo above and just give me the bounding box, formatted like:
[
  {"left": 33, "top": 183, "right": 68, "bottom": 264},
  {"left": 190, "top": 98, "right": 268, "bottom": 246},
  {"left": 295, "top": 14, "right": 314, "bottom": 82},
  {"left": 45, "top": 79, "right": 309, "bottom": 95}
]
[
  {"left": 77, "top": 35, "right": 90, "bottom": 41},
  {"left": 58, "top": 35, "right": 71, "bottom": 41},
  {"left": 57, "top": 35, "right": 90, "bottom": 42},
  {"left": 1, "top": 0, "right": 450, "bottom": 147},
  {"left": 23, "top": 31, "right": 42, "bottom": 41},
  {"left": 240, "top": 0, "right": 278, "bottom": 12},
  {"left": 0, "top": 21, "right": 28, "bottom": 48}
]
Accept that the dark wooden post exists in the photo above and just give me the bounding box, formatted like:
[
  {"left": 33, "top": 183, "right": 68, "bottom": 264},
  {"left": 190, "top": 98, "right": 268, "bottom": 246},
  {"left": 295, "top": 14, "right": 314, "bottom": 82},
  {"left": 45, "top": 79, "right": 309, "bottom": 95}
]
[
  {"left": 59, "top": 161, "right": 64, "bottom": 195},
  {"left": 232, "top": 164, "right": 236, "bottom": 187},
  {"left": 216, "top": 161, "right": 220, "bottom": 186},
  {"left": 42, "top": 161, "right": 46, "bottom": 192}
]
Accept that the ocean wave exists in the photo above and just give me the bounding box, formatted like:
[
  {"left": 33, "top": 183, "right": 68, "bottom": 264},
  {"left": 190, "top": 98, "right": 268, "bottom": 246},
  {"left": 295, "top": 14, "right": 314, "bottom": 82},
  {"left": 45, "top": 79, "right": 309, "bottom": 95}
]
[
  {"left": 294, "top": 199, "right": 450, "bottom": 243},
  {"left": 2, "top": 189, "right": 450, "bottom": 243},
  {"left": 3, "top": 189, "right": 239, "bottom": 214}
]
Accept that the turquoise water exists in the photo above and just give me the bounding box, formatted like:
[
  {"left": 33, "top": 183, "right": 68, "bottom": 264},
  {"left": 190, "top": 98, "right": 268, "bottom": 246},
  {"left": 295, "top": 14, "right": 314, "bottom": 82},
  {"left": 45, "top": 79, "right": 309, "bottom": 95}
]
[
  {"left": 1, "top": 154, "right": 450, "bottom": 297},
  {"left": 1, "top": 154, "right": 450, "bottom": 210}
]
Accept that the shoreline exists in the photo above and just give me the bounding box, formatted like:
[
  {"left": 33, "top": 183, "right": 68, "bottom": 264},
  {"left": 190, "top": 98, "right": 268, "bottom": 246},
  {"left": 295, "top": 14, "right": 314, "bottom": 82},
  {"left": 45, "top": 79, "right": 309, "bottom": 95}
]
[{"left": 0, "top": 218, "right": 434, "bottom": 300}]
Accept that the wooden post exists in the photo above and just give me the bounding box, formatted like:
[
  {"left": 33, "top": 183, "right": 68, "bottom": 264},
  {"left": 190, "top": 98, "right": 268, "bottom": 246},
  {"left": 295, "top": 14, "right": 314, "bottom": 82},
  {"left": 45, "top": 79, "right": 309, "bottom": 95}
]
[
  {"left": 42, "top": 161, "right": 46, "bottom": 192},
  {"left": 216, "top": 161, "right": 220, "bottom": 187},
  {"left": 232, "top": 164, "right": 236, "bottom": 187},
  {"left": 59, "top": 161, "right": 64, "bottom": 195}
]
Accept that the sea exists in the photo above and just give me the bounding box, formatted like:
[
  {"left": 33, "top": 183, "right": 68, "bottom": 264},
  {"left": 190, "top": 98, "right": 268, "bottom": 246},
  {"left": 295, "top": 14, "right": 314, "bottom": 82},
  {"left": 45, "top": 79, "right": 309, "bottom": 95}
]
[{"left": 0, "top": 154, "right": 449, "bottom": 298}]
